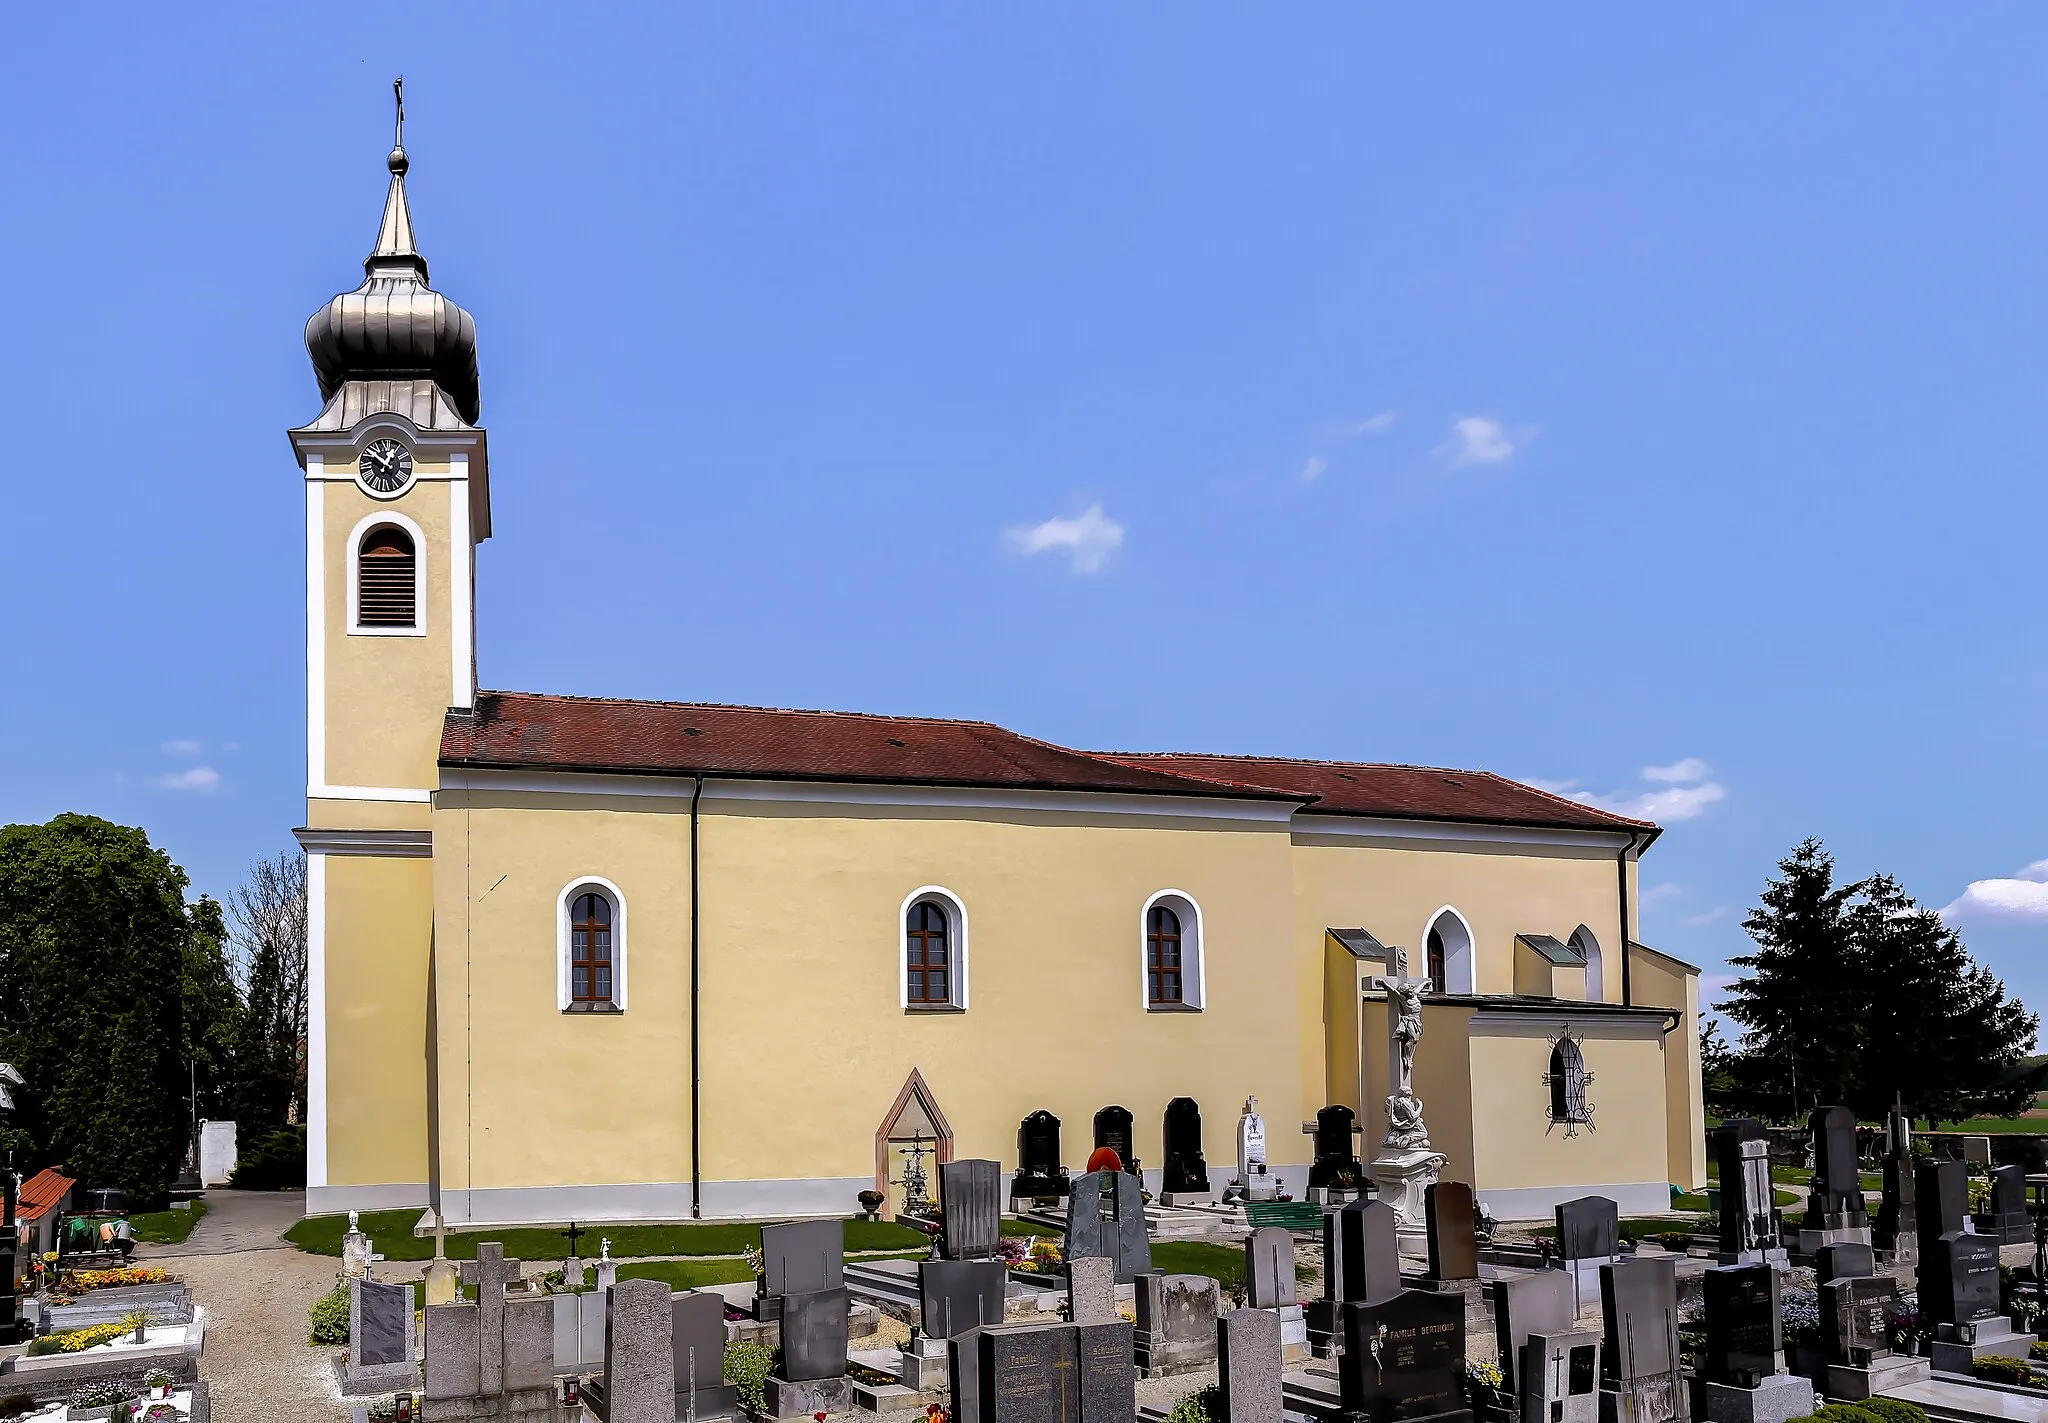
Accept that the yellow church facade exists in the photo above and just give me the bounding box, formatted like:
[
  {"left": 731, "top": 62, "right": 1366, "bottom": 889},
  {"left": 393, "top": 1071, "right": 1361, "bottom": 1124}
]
[{"left": 291, "top": 117, "right": 1705, "bottom": 1227}]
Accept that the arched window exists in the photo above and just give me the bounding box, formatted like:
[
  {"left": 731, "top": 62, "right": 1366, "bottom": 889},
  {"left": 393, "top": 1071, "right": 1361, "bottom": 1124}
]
[
  {"left": 556, "top": 877, "right": 627, "bottom": 1012},
  {"left": 1571, "top": 926, "right": 1604, "bottom": 1003},
  {"left": 1548, "top": 1038, "right": 1590, "bottom": 1125},
  {"left": 357, "top": 526, "right": 417, "bottom": 629},
  {"left": 901, "top": 888, "right": 968, "bottom": 1010},
  {"left": 1423, "top": 908, "right": 1475, "bottom": 995},
  {"left": 1140, "top": 890, "right": 1206, "bottom": 1010}
]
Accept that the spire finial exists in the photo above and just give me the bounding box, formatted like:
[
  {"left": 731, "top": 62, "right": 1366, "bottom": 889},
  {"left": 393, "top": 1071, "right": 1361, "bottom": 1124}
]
[{"left": 388, "top": 77, "right": 408, "bottom": 176}]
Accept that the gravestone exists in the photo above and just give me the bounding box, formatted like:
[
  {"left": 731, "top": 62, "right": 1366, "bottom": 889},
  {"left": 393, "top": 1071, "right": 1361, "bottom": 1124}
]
[
  {"left": 1218, "top": 1308, "right": 1284, "bottom": 1423},
  {"left": 1974, "top": 1163, "right": 2031, "bottom": 1244},
  {"left": 587, "top": 1276, "right": 675, "bottom": 1423},
  {"left": 1066, "top": 1168, "right": 1152, "bottom": 1284},
  {"left": 1818, "top": 1274, "right": 1932, "bottom": 1403},
  {"left": 765, "top": 1284, "right": 853, "bottom": 1417},
  {"left": 1598, "top": 1258, "right": 1687, "bottom": 1423},
  {"left": 1964, "top": 1136, "right": 1993, "bottom": 1167},
  {"left": 1075, "top": 1318, "right": 1138, "bottom": 1423},
  {"left": 1424, "top": 1182, "right": 1478, "bottom": 1282},
  {"left": 1698, "top": 1265, "right": 1783, "bottom": 1386},
  {"left": 1916, "top": 1159, "right": 1967, "bottom": 1248},
  {"left": 1711, "top": 1120, "right": 1784, "bottom": 1265},
  {"left": 1135, "top": 1273, "right": 1222, "bottom": 1376},
  {"left": 1068, "top": 1256, "right": 1117, "bottom": 1325},
  {"left": 1014, "top": 1111, "right": 1069, "bottom": 1200},
  {"left": 674, "top": 1290, "right": 740, "bottom": 1423},
  {"left": 339, "top": 1277, "right": 418, "bottom": 1395},
  {"left": 762, "top": 1218, "right": 844, "bottom": 1295},
  {"left": 1245, "top": 1227, "right": 1297, "bottom": 1309},
  {"left": 1308, "top": 1104, "right": 1365, "bottom": 1193},
  {"left": 977, "top": 1322, "right": 1081, "bottom": 1423},
  {"left": 1337, "top": 1289, "right": 1470, "bottom": 1423},
  {"left": 1796, "top": 1107, "right": 1869, "bottom": 1255},
  {"left": 1813, "top": 1242, "right": 1874, "bottom": 1287},
  {"left": 1162, "top": 1097, "right": 1211, "bottom": 1199},
  {"left": 425, "top": 1241, "right": 559, "bottom": 1420},
  {"left": 1922, "top": 1231, "right": 1999, "bottom": 1325},
  {"left": 941, "top": 1158, "right": 1003, "bottom": 1260},
  {"left": 1493, "top": 1270, "right": 1573, "bottom": 1398},
  {"left": 1341, "top": 1199, "right": 1403, "bottom": 1306},
  {"left": 1874, "top": 1103, "right": 1917, "bottom": 1264},
  {"left": 1556, "top": 1196, "right": 1620, "bottom": 1315},
  {"left": 922, "top": 1260, "right": 1007, "bottom": 1339},
  {"left": 1523, "top": 1329, "right": 1602, "bottom": 1423},
  {"left": 1236, "top": 1096, "right": 1274, "bottom": 1200},
  {"left": 1094, "top": 1105, "right": 1140, "bottom": 1176}
]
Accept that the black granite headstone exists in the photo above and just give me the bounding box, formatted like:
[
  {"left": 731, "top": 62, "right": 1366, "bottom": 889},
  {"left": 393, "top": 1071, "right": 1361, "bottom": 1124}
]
[
  {"left": 1820, "top": 1277, "right": 1896, "bottom": 1367},
  {"left": 356, "top": 1279, "right": 412, "bottom": 1368},
  {"left": 674, "top": 1289, "right": 741, "bottom": 1418},
  {"left": 1875, "top": 1107, "right": 1917, "bottom": 1259},
  {"left": 1920, "top": 1232, "right": 1999, "bottom": 1325},
  {"left": 1977, "top": 1163, "right": 2030, "bottom": 1242},
  {"left": 1074, "top": 1319, "right": 1136, "bottom": 1423},
  {"left": 941, "top": 1159, "right": 1003, "bottom": 1261},
  {"left": 778, "top": 1286, "right": 849, "bottom": 1381},
  {"left": 1424, "top": 1182, "right": 1478, "bottom": 1281},
  {"left": 762, "top": 1218, "right": 845, "bottom": 1295},
  {"left": 922, "top": 1260, "right": 1008, "bottom": 1340},
  {"left": 1014, "top": 1112, "right": 1069, "bottom": 1199},
  {"left": 1094, "top": 1106, "right": 1139, "bottom": 1176},
  {"left": 1916, "top": 1160, "right": 1967, "bottom": 1252},
  {"left": 1162, "top": 1098, "right": 1211, "bottom": 1194},
  {"left": 979, "top": 1322, "right": 1083, "bottom": 1423},
  {"left": 1337, "top": 1290, "right": 1470, "bottom": 1423},
  {"left": 1803, "top": 1106, "right": 1866, "bottom": 1228},
  {"left": 1701, "top": 1265, "right": 1780, "bottom": 1387},
  {"left": 1599, "top": 1258, "right": 1684, "bottom": 1423},
  {"left": 1308, "top": 1105, "right": 1364, "bottom": 1190},
  {"left": 1711, "top": 1119, "right": 1779, "bottom": 1258},
  {"left": 1340, "top": 1198, "right": 1402, "bottom": 1305},
  {"left": 1814, "top": 1241, "right": 1874, "bottom": 1287},
  {"left": 1555, "top": 1196, "right": 1619, "bottom": 1264}
]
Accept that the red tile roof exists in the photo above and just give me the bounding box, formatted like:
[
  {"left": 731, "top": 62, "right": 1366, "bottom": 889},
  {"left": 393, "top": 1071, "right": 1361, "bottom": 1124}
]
[
  {"left": 441, "top": 691, "right": 1658, "bottom": 835},
  {"left": 17, "top": 1168, "right": 73, "bottom": 1224}
]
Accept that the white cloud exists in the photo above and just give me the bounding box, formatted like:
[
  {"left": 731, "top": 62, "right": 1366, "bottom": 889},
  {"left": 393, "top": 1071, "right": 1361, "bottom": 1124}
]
[
  {"left": 1301, "top": 456, "right": 1328, "bottom": 482},
  {"left": 159, "top": 739, "right": 202, "bottom": 757},
  {"left": 1351, "top": 411, "right": 1397, "bottom": 436},
  {"left": 1940, "top": 860, "right": 2048, "bottom": 925},
  {"left": 1531, "top": 758, "right": 1725, "bottom": 823},
  {"left": 150, "top": 766, "right": 220, "bottom": 793},
  {"left": 1683, "top": 907, "right": 1732, "bottom": 927},
  {"left": 1004, "top": 504, "right": 1125, "bottom": 575},
  {"left": 1436, "top": 415, "right": 1522, "bottom": 468},
  {"left": 1640, "top": 882, "right": 1686, "bottom": 907}
]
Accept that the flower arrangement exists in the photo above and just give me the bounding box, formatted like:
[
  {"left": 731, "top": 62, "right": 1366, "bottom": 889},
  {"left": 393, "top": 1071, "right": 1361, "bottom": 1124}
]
[
  {"left": 997, "top": 1237, "right": 1028, "bottom": 1267},
  {"left": 142, "top": 1367, "right": 173, "bottom": 1397},
  {"left": 1778, "top": 1290, "right": 1822, "bottom": 1346},
  {"left": 64, "top": 1266, "right": 168, "bottom": 1292},
  {"left": 67, "top": 1380, "right": 138, "bottom": 1408},
  {"left": 1463, "top": 1361, "right": 1506, "bottom": 1413},
  {"left": 924, "top": 1404, "right": 951, "bottom": 1423},
  {"left": 1014, "top": 1239, "right": 1064, "bottom": 1276},
  {"left": 28, "top": 1321, "right": 129, "bottom": 1356}
]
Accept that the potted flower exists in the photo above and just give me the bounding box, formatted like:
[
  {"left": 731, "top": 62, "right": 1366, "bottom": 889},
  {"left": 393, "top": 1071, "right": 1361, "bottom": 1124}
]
[
  {"left": 143, "top": 1367, "right": 173, "bottom": 1400},
  {"left": 857, "top": 1190, "right": 886, "bottom": 1221}
]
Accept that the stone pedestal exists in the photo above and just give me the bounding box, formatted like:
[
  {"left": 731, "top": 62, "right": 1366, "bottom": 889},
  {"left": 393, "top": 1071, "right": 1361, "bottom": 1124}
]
[
  {"left": 1689, "top": 1374, "right": 1813, "bottom": 1423},
  {"left": 1367, "top": 1146, "right": 1449, "bottom": 1247},
  {"left": 1159, "top": 1192, "right": 1213, "bottom": 1208},
  {"left": 1307, "top": 1186, "right": 1360, "bottom": 1207},
  {"left": 1715, "top": 1248, "right": 1788, "bottom": 1269},
  {"left": 1794, "top": 1226, "right": 1871, "bottom": 1258},
  {"left": 1275, "top": 1303, "right": 1309, "bottom": 1362},
  {"left": 1929, "top": 1317, "right": 2035, "bottom": 1373},
  {"left": 1823, "top": 1356, "right": 1930, "bottom": 1401},
  {"left": 763, "top": 1374, "right": 853, "bottom": 1418},
  {"left": 423, "top": 1258, "right": 460, "bottom": 1307},
  {"left": 897, "top": 1338, "right": 947, "bottom": 1391}
]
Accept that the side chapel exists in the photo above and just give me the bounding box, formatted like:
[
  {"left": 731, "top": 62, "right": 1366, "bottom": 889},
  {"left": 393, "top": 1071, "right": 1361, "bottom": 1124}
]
[{"left": 292, "top": 99, "right": 1706, "bottom": 1227}]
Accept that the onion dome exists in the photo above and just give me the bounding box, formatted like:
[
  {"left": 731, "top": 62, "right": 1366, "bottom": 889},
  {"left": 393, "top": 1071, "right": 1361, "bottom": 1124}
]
[{"left": 304, "top": 82, "right": 481, "bottom": 425}]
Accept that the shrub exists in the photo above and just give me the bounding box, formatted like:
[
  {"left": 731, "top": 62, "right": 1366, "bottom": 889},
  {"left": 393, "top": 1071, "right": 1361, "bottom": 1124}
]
[
  {"left": 309, "top": 1282, "right": 350, "bottom": 1345},
  {"left": 230, "top": 1126, "right": 307, "bottom": 1190},
  {"left": 2034, "top": 1339, "right": 2048, "bottom": 1362},
  {"left": 1856, "top": 1399, "right": 1928, "bottom": 1423},
  {"left": 1654, "top": 1232, "right": 1693, "bottom": 1253},
  {"left": 28, "top": 1321, "right": 128, "bottom": 1355},
  {"left": 723, "top": 1339, "right": 774, "bottom": 1414},
  {"left": 1974, "top": 1355, "right": 2040, "bottom": 1388},
  {"left": 1165, "top": 1386, "right": 1221, "bottom": 1423},
  {"left": 1809, "top": 1406, "right": 1884, "bottom": 1423}
]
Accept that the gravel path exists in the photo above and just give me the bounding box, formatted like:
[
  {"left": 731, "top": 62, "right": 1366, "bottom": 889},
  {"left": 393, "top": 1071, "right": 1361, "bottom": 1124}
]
[{"left": 138, "top": 1191, "right": 353, "bottom": 1423}]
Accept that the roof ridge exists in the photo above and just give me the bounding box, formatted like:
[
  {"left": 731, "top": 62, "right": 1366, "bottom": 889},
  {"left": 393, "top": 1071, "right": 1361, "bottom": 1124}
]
[
  {"left": 477, "top": 688, "right": 1006, "bottom": 731},
  {"left": 1103, "top": 748, "right": 1493, "bottom": 776}
]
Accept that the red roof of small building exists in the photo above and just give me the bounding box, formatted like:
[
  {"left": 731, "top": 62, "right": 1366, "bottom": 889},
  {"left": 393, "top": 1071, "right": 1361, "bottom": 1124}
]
[
  {"left": 17, "top": 1168, "right": 74, "bottom": 1224},
  {"left": 441, "top": 691, "right": 1656, "bottom": 836}
]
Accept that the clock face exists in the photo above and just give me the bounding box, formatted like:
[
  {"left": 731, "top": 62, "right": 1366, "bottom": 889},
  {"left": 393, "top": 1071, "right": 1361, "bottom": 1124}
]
[{"left": 358, "top": 438, "right": 414, "bottom": 494}]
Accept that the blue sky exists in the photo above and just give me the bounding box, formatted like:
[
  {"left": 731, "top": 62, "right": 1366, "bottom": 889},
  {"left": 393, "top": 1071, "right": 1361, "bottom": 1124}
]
[{"left": 5, "top": 6, "right": 2048, "bottom": 1028}]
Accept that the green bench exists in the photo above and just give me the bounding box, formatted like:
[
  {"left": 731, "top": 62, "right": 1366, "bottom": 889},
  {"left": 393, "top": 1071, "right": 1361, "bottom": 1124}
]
[{"left": 1243, "top": 1200, "right": 1324, "bottom": 1232}]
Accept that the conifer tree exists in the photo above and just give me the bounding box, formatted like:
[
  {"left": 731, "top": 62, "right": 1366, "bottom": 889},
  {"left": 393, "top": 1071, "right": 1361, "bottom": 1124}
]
[{"left": 1721, "top": 840, "right": 1861, "bottom": 1115}]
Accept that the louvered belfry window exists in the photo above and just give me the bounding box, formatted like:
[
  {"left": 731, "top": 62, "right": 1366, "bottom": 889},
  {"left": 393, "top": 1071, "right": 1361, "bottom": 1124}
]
[{"left": 357, "top": 527, "right": 417, "bottom": 628}]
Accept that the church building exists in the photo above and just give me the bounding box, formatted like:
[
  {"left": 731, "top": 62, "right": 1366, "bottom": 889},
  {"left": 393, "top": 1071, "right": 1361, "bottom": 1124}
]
[{"left": 291, "top": 108, "right": 1706, "bottom": 1227}]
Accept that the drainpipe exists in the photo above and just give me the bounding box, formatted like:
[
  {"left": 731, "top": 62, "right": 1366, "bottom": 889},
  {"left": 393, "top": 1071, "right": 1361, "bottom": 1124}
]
[
  {"left": 1617, "top": 830, "right": 1642, "bottom": 1007},
  {"left": 690, "top": 775, "right": 705, "bottom": 1219}
]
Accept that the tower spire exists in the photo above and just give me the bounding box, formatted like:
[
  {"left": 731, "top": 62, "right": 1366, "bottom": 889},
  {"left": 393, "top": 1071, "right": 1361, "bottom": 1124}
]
[{"left": 370, "top": 76, "right": 421, "bottom": 275}]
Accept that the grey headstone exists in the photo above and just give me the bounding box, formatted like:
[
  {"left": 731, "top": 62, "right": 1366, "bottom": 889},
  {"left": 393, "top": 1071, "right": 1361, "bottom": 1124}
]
[
  {"left": 1820, "top": 1276, "right": 1897, "bottom": 1366},
  {"left": 604, "top": 1277, "right": 677, "bottom": 1423},
  {"left": 1137, "top": 1273, "right": 1222, "bottom": 1344},
  {"left": 921, "top": 1260, "right": 1007, "bottom": 1339},
  {"left": 1338, "top": 1290, "right": 1466, "bottom": 1421},
  {"left": 1814, "top": 1242, "right": 1874, "bottom": 1287},
  {"left": 353, "top": 1278, "right": 412, "bottom": 1368},
  {"left": 1599, "top": 1258, "right": 1686, "bottom": 1423},
  {"left": 1338, "top": 1198, "right": 1401, "bottom": 1304},
  {"left": 423, "top": 1302, "right": 481, "bottom": 1400},
  {"left": 1556, "top": 1196, "right": 1619, "bottom": 1264},
  {"left": 1920, "top": 1232, "right": 1998, "bottom": 1325},
  {"left": 1244, "top": 1227, "right": 1296, "bottom": 1309},
  {"left": 1523, "top": 1329, "right": 1602, "bottom": 1423},
  {"left": 762, "top": 1219, "right": 844, "bottom": 1295},
  {"left": 1803, "top": 1107, "right": 1867, "bottom": 1228},
  {"left": 778, "top": 1285, "right": 850, "bottom": 1381},
  {"left": 502, "top": 1295, "right": 555, "bottom": 1393},
  {"left": 1701, "top": 1265, "right": 1780, "bottom": 1386},
  {"left": 674, "top": 1290, "right": 740, "bottom": 1421},
  {"left": 978, "top": 1322, "right": 1081, "bottom": 1423},
  {"left": 1217, "top": 1308, "right": 1283, "bottom": 1423},
  {"left": 1066, "top": 1170, "right": 1151, "bottom": 1284},
  {"left": 941, "top": 1159, "right": 1003, "bottom": 1260},
  {"left": 1075, "top": 1319, "right": 1136, "bottom": 1423},
  {"left": 1988, "top": 1163, "right": 2028, "bottom": 1221},
  {"left": 1067, "top": 1255, "right": 1117, "bottom": 1325},
  {"left": 1424, "top": 1181, "right": 1478, "bottom": 1281},
  {"left": 464, "top": 1242, "right": 521, "bottom": 1397},
  {"left": 1493, "top": 1270, "right": 1574, "bottom": 1397},
  {"left": 1712, "top": 1120, "right": 1779, "bottom": 1259}
]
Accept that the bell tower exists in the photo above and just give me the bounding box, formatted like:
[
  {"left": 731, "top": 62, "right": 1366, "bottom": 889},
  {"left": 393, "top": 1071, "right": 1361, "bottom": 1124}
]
[{"left": 288, "top": 80, "right": 488, "bottom": 1212}]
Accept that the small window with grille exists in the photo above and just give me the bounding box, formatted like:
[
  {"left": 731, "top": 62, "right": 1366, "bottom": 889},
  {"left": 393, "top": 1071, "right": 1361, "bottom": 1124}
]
[{"left": 356, "top": 526, "right": 417, "bottom": 629}]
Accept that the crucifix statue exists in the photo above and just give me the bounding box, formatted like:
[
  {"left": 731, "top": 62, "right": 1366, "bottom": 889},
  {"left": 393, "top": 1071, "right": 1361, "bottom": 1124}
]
[{"left": 1380, "top": 947, "right": 1433, "bottom": 1152}]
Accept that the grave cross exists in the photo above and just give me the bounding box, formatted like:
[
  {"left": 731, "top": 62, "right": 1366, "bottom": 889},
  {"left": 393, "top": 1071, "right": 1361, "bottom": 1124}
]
[
  {"left": 562, "top": 1220, "right": 586, "bottom": 1261},
  {"left": 457, "top": 1242, "right": 521, "bottom": 1395}
]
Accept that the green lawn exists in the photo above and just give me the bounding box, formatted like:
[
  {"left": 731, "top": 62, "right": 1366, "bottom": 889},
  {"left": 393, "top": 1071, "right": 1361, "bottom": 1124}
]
[
  {"left": 1935, "top": 1118, "right": 2048, "bottom": 1135},
  {"left": 617, "top": 1259, "right": 758, "bottom": 1290},
  {"left": 129, "top": 1201, "right": 207, "bottom": 1245},
  {"left": 1152, "top": 1240, "right": 1250, "bottom": 1291},
  {"left": 284, "top": 1211, "right": 930, "bottom": 1261},
  {"left": 1001, "top": 1219, "right": 1058, "bottom": 1239},
  {"left": 1528, "top": 1217, "right": 1707, "bottom": 1243}
]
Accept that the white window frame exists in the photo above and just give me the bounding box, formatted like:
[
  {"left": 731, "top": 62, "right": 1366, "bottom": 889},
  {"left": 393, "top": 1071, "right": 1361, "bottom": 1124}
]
[
  {"left": 1571, "top": 925, "right": 1604, "bottom": 1003},
  {"left": 346, "top": 509, "right": 428, "bottom": 638},
  {"left": 1140, "top": 889, "right": 1206, "bottom": 1011},
  {"left": 1422, "top": 905, "right": 1476, "bottom": 995},
  {"left": 900, "top": 886, "right": 969, "bottom": 1011},
  {"left": 557, "top": 876, "right": 628, "bottom": 1012}
]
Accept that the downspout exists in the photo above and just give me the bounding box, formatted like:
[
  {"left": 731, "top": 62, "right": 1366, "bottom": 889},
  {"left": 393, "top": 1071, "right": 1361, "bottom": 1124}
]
[
  {"left": 690, "top": 774, "right": 705, "bottom": 1219},
  {"left": 1617, "top": 830, "right": 1642, "bottom": 1007}
]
